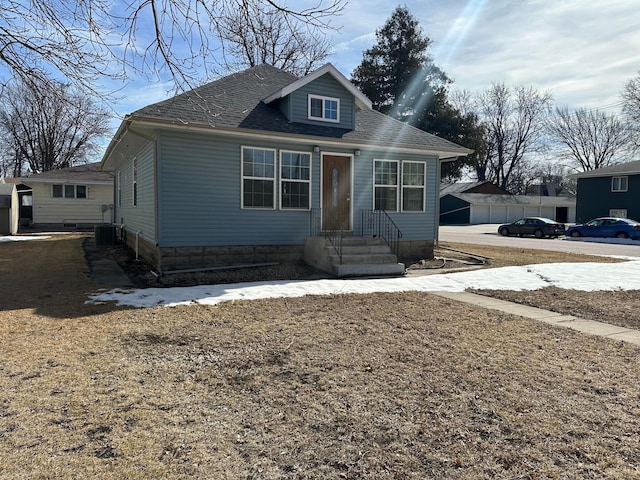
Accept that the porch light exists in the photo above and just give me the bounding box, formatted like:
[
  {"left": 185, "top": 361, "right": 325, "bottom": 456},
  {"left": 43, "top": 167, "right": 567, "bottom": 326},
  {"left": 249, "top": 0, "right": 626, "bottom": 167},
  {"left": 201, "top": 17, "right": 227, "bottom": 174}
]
[
  {"left": 354, "top": 149, "right": 361, "bottom": 156},
  {"left": 313, "top": 145, "right": 320, "bottom": 153}
]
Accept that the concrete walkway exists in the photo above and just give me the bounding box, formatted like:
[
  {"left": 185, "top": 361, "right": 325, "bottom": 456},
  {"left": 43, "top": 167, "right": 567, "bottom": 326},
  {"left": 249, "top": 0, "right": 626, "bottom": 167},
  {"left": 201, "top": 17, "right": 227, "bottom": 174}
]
[
  {"left": 432, "top": 291, "right": 640, "bottom": 346},
  {"left": 81, "top": 239, "right": 640, "bottom": 346}
]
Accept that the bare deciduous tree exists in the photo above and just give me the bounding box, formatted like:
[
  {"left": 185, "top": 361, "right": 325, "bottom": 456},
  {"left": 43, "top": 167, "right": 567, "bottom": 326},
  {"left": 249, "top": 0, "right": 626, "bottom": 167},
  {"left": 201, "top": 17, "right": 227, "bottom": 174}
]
[
  {"left": 475, "top": 83, "right": 553, "bottom": 193},
  {"left": 547, "top": 106, "right": 631, "bottom": 172},
  {"left": 0, "top": 0, "right": 344, "bottom": 96},
  {"left": 216, "top": 0, "right": 332, "bottom": 76},
  {"left": 0, "top": 79, "right": 111, "bottom": 174},
  {"left": 622, "top": 71, "right": 640, "bottom": 152}
]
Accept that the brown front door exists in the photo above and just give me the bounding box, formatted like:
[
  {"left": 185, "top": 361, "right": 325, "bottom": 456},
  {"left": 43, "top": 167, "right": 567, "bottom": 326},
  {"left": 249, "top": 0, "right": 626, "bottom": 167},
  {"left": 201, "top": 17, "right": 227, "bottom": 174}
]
[{"left": 322, "top": 155, "right": 351, "bottom": 231}]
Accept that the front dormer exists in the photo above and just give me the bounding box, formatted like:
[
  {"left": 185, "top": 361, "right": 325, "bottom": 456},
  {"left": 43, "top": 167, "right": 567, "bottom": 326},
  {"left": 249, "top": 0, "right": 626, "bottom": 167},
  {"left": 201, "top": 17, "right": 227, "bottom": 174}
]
[{"left": 263, "top": 63, "right": 372, "bottom": 131}]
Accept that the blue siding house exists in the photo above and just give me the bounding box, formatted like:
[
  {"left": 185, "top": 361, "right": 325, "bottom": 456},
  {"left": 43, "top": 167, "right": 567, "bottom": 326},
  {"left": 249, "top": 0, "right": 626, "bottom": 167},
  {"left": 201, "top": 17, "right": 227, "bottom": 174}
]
[
  {"left": 101, "top": 63, "right": 469, "bottom": 275},
  {"left": 571, "top": 160, "right": 640, "bottom": 223}
]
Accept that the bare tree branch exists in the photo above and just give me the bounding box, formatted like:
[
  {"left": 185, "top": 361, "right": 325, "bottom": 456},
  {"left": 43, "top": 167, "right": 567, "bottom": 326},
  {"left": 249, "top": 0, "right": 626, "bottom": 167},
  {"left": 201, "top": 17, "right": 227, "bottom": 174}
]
[
  {"left": 622, "top": 71, "right": 640, "bottom": 153},
  {"left": 0, "top": 78, "right": 111, "bottom": 174},
  {"left": 0, "top": 0, "right": 345, "bottom": 98},
  {"left": 547, "top": 106, "right": 632, "bottom": 172},
  {"left": 216, "top": 0, "right": 332, "bottom": 76},
  {"left": 475, "top": 83, "right": 553, "bottom": 193}
]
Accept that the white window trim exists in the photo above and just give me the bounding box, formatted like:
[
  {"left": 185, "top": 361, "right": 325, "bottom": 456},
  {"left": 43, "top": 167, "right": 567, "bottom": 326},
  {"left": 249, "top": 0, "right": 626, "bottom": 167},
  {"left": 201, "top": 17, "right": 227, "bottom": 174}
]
[
  {"left": 279, "top": 150, "right": 312, "bottom": 211},
  {"left": 373, "top": 159, "right": 399, "bottom": 212},
  {"left": 401, "top": 160, "right": 426, "bottom": 213},
  {"left": 241, "top": 146, "right": 277, "bottom": 209},
  {"left": 611, "top": 176, "right": 628, "bottom": 192},
  {"left": 308, "top": 94, "right": 340, "bottom": 123}
]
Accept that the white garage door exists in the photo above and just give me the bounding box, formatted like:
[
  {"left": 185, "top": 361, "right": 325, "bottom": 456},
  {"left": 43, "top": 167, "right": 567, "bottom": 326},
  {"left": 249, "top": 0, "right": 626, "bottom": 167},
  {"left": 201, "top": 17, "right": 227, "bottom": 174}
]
[
  {"left": 489, "top": 205, "right": 508, "bottom": 223},
  {"left": 471, "top": 205, "right": 490, "bottom": 224}
]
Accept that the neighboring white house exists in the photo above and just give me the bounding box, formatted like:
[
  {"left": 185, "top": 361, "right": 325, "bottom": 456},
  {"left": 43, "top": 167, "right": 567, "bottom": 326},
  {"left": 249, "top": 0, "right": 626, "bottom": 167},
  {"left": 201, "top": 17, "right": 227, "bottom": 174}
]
[
  {"left": 20, "top": 163, "right": 114, "bottom": 228},
  {"left": 0, "top": 183, "right": 19, "bottom": 235}
]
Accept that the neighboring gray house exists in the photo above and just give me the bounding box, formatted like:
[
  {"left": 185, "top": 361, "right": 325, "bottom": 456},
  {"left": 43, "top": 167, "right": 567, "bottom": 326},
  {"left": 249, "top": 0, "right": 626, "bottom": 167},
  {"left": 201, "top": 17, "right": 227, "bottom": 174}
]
[
  {"left": 101, "top": 63, "right": 469, "bottom": 276},
  {"left": 571, "top": 160, "right": 640, "bottom": 223},
  {"left": 0, "top": 183, "right": 19, "bottom": 235},
  {"left": 19, "top": 163, "right": 114, "bottom": 229}
]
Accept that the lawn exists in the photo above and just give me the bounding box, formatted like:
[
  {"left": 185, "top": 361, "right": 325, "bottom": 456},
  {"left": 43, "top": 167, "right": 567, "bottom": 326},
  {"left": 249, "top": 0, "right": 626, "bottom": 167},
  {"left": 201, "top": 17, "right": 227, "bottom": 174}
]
[{"left": 1, "top": 234, "right": 639, "bottom": 479}]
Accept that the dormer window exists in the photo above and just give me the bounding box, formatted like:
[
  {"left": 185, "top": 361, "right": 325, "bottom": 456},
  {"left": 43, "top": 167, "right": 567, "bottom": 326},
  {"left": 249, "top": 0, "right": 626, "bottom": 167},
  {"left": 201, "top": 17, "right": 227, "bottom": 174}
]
[{"left": 308, "top": 95, "right": 340, "bottom": 123}]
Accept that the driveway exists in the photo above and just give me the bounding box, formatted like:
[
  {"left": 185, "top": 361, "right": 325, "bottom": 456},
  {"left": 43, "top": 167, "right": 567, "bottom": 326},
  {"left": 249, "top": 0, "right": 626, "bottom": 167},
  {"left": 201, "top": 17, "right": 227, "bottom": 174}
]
[{"left": 439, "top": 224, "right": 640, "bottom": 258}]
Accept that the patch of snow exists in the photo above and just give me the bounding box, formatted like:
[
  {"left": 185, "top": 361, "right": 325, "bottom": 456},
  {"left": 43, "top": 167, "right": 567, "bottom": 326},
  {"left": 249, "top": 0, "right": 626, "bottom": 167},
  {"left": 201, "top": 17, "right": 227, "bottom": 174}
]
[{"left": 86, "top": 260, "right": 640, "bottom": 309}]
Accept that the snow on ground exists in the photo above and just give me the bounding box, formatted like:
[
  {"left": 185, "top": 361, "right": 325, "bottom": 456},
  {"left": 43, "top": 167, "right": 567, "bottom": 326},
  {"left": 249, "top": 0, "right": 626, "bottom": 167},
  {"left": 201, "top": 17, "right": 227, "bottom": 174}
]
[
  {"left": 3, "top": 232, "right": 638, "bottom": 309},
  {"left": 0, "top": 235, "right": 51, "bottom": 243},
  {"left": 86, "top": 260, "right": 640, "bottom": 309}
]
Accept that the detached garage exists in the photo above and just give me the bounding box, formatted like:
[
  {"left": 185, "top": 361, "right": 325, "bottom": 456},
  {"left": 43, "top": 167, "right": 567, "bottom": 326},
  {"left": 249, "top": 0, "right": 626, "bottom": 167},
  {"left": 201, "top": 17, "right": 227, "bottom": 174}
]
[{"left": 440, "top": 193, "right": 576, "bottom": 225}]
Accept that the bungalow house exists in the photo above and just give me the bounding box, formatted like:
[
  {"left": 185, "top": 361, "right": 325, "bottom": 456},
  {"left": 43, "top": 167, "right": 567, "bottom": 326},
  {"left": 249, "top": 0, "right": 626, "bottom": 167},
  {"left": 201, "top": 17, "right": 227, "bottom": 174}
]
[
  {"left": 571, "top": 160, "right": 640, "bottom": 222},
  {"left": 0, "top": 183, "right": 19, "bottom": 235},
  {"left": 101, "top": 63, "right": 470, "bottom": 276},
  {"left": 19, "top": 163, "right": 114, "bottom": 229}
]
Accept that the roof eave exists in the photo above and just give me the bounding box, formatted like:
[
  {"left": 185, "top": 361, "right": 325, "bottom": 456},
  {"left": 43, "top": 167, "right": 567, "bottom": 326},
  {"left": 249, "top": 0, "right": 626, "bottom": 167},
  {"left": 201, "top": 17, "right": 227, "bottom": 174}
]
[{"left": 125, "top": 115, "right": 471, "bottom": 158}]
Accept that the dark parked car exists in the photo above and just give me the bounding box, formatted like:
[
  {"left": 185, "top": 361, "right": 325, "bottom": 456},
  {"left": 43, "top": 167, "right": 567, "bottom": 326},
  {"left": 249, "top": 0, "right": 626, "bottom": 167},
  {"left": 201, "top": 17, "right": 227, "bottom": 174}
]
[
  {"left": 565, "top": 217, "right": 640, "bottom": 240},
  {"left": 498, "top": 217, "right": 565, "bottom": 239}
]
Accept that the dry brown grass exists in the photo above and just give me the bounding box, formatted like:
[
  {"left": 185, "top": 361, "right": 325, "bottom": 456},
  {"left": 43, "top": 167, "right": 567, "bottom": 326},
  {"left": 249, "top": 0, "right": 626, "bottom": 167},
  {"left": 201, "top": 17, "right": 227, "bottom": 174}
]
[
  {"left": 434, "top": 242, "right": 640, "bottom": 330},
  {"left": 1, "top": 234, "right": 640, "bottom": 479}
]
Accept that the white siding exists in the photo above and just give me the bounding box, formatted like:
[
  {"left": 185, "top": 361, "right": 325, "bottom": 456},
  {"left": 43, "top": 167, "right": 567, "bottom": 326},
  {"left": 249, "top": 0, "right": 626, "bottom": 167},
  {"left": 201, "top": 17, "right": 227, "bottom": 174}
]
[{"left": 31, "top": 182, "right": 114, "bottom": 225}]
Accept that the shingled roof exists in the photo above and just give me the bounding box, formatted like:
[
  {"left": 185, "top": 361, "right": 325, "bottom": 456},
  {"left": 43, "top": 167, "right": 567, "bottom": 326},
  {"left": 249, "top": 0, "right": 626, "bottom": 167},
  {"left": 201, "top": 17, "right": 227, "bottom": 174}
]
[
  {"left": 571, "top": 160, "right": 640, "bottom": 178},
  {"left": 19, "top": 162, "right": 113, "bottom": 183},
  {"left": 129, "top": 63, "right": 469, "bottom": 155}
]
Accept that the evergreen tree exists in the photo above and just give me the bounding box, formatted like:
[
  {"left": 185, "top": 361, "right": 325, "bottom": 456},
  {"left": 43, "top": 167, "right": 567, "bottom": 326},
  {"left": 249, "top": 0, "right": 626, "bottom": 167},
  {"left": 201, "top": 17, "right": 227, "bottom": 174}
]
[
  {"left": 351, "top": 5, "right": 483, "bottom": 180},
  {"left": 351, "top": 5, "right": 449, "bottom": 119}
]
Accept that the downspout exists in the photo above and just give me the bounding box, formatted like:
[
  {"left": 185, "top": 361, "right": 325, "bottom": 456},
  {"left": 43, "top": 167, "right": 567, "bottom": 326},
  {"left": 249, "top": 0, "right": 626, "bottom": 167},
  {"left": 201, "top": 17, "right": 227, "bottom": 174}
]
[{"left": 136, "top": 231, "right": 142, "bottom": 260}]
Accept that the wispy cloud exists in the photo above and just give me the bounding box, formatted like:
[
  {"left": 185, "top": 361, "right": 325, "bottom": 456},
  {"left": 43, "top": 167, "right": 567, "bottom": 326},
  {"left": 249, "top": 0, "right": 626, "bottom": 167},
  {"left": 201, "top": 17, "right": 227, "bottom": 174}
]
[{"left": 326, "top": 0, "right": 640, "bottom": 112}]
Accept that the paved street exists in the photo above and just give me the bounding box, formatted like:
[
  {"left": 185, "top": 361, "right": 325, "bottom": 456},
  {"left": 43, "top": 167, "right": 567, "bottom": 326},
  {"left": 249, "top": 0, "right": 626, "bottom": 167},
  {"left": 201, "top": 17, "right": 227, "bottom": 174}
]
[{"left": 438, "top": 224, "right": 640, "bottom": 258}]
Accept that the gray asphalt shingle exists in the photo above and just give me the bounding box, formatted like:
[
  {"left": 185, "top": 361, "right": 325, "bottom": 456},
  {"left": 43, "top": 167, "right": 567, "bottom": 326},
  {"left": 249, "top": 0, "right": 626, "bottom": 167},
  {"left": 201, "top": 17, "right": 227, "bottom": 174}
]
[{"left": 132, "top": 64, "right": 468, "bottom": 153}]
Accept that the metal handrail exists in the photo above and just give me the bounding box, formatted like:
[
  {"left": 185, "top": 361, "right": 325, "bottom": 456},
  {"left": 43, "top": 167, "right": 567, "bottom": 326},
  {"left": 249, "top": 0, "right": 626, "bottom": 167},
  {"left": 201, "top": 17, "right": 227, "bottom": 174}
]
[
  {"left": 310, "top": 208, "right": 344, "bottom": 265},
  {"left": 360, "top": 209, "right": 403, "bottom": 259}
]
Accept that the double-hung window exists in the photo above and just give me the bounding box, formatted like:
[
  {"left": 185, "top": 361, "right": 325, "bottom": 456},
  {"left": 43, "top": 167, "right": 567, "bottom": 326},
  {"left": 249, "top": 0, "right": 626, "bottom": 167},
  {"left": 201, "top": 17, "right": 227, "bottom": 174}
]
[
  {"left": 308, "top": 95, "right": 340, "bottom": 123},
  {"left": 611, "top": 176, "right": 628, "bottom": 192},
  {"left": 373, "top": 160, "right": 398, "bottom": 211},
  {"left": 402, "top": 161, "right": 425, "bottom": 212},
  {"left": 242, "top": 147, "right": 276, "bottom": 208},
  {"left": 280, "top": 151, "right": 311, "bottom": 210}
]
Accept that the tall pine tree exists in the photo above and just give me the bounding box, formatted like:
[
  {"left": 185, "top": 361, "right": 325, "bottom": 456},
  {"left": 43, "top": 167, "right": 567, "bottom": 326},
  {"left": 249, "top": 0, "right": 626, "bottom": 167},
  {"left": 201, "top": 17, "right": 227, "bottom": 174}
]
[
  {"left": 351, "top": 5, "right": 448, "bottom": 119},
  {"left": 351, "top": 6, "right": 484, "bottom": 180}
]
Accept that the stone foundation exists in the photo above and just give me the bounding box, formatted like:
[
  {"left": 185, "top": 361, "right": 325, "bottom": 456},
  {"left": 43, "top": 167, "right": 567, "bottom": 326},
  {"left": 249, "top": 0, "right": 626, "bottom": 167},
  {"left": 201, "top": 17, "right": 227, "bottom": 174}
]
[
  {"left": 397, "top": 240, "right": 435, "bottom": 262},
  {"left": 123, "top": 231, "right": 432, "bottom": 273},
  {"left": 123, "top": 233, "right": 304, "bottom": 273}
]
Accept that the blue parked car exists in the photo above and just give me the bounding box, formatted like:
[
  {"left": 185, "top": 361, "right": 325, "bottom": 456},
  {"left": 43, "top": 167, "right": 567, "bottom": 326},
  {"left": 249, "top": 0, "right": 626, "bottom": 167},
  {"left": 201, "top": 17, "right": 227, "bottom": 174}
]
[{"left": 565, "top": 217, "right": 640, "bottom": 239}]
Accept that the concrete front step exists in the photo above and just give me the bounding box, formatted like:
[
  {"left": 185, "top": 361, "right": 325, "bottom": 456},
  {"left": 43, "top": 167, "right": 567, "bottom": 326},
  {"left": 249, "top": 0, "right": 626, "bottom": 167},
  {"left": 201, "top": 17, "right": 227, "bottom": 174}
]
[
  {"left": 333, "top": 262, "right": 406, "bottom": 277},
  {"left": 329, "top": 253, "right": 399, "bottom": 265},
  {"left": 340, "top": 244, "right": 392, "bottom": 255},
  {"left": 304, "top": 236, "right": 405, "bottom": 278}
]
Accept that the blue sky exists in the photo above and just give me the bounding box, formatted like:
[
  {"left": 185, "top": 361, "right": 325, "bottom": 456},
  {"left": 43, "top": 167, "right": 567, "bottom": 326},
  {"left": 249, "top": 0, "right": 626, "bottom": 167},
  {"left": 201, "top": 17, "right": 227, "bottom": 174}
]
[
  {"left": 328, "top": 0, "right": 640, "bottom": 111},
  {"left": 108, "top": 0, "right": 640, "bottom": 121},
  {"left": 2, "top": 0, "right": 638, "bottom": 149}
]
